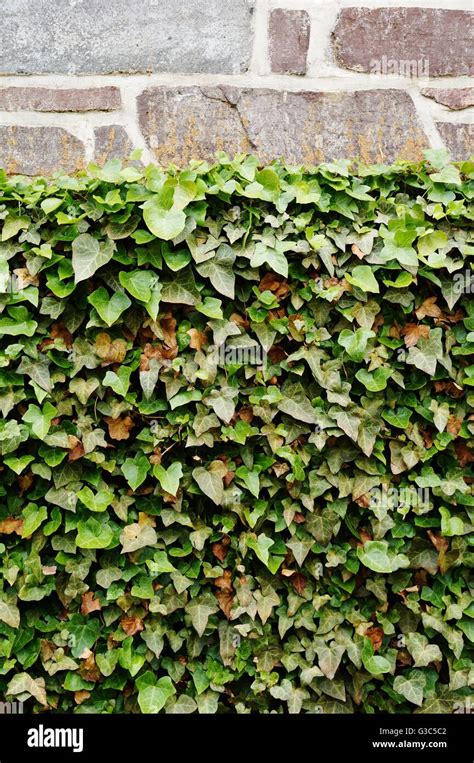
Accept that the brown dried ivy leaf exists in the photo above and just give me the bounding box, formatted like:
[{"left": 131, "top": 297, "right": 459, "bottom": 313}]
[
  {"left": 81, "top": 592, "right": 102, "bottom": 615},
  {"left": 415, "top": 296, "right": 441, "bottom": 320},
  {"left": 95, "top": 332, "right": 127, "bottom": 364},
  {"left": 121, "top": 615, "right": 144, "bottom": 636},
  {"left": 105, "top": 415, "right": 134, "bottom": 441},
  {"left": 401, "top": 323, "right": 430, "bottom": 347}
]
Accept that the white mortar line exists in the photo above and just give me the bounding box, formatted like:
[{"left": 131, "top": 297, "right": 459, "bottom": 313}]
[
  {"left": 421, "top": 105, "right": 474, "bottom": 124},
  {"left": 118, "top": 80, "right": 154, "bottom": 165},
  {"left": 0, "top": 110, "right": 95, "bottom": 140},
  {"left": 0, "top": 110, "right": 130, "bottom": 129},
  {"left": 306, "top": 3, "right": 340, "bottom": 76},
  {"left": 250, "top": 0, "right": 270, "bottom": 75},
  {"left": 409, "top": 87, "right": 447, "bottom": 149},
  {"left": 0, "top": 72, "right": 471, "bottom": 91}
]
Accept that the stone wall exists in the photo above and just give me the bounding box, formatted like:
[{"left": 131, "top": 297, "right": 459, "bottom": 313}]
[{"left": 0, "top": 0, "right": 472, "bottom": 174}]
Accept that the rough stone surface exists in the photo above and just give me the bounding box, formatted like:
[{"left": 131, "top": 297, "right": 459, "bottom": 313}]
[
  {"left": 0, "top": 0, "right": 253, "bottom": 74},
  {"left": 0, "top": 127, "right": 85, "bottom": 175},
  {"left": 333, "top": 9, "right": 473, "bottom": 77},
  {"left": 0, "top": 87, "right": 121, "bottom": 112},
  {"left": 436, "top": 124, "right": 474, "bottom": 161},
  {"left": 137, "top": 86, "right": 429, "bottom": 165},
  {"left": 269, "top": 9, "right": 310, "bottom": 75},
  {"left": 421, "top": 88, "right": 474, "bottom": 111},
  {"left": 94, "top": 126, "right": 137, "bottom": 165}
]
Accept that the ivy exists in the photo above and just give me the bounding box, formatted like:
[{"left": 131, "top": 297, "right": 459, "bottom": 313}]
[{"left": 0, "top": 150, "right": 472, "bottom": 714}]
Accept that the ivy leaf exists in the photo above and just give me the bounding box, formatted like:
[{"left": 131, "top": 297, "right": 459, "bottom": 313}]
[
  {"left": 333, "top": 408, "right": 360, "bottom": 441},
  {"left": 3, "top": 454, "right": 35, "bottom": 475},
  {"left": 346, "top": 265, "right": 380, "bottom": 293},
  {"left": 0, "top": 594, "right": 20, "bottom": 628},
  {"left": 88, "top": 287, "right": 131, "bottom": 326},
  {"left": 142, "top": 199, "right": 186, "bottom": 241},
  {"left": 140, "top": 623, "right": 165, "bottom": 658},
  {"left": 76, "top": 517, "right": 114, "bottom": 549},
  {"left": 406, "top": 328, "right": 444, "bottom": 376},
  {"left": 246, "top": 533, "right": 274, "bottom": 566},
  {"left": 393, "top": 673, "right": 426, "bottom": 707},
  {"left": 269, "top": 679, "right": 308, "bottom": 714},
  {"left": 250, "top": 242, "right": 288, "bottom": 278},
  {"left": 119, "top": 270, "right": 157, "bottom": 303},
  {"left": 361, "top": 639, "right": 392, "bottom": 675},
  {"left": 103, "top": 366, "right": 132, "bottom": 397},
  {"left": 0, "top": 420, "right": 29, "bottom": 455},
  {"left": 72, "top": 233, "right": 115, "bottom": 283},
  {"left": 203, "top": 387, "right": 237, "bottom": 424},
  {"left": 315, "top": 644, "right": 346, "bottom": 679},
  {"left": 430, "top": 164, "right": 461, "bottom": 185},
  {"left": 21, "top": 503, "right": 48, "bottom": 536},
  {"left": 66, "top": 615, "right": 101, "bottom": 658},
  {"left": 153, "top": 462, "right": 183, "bottom": 496},
  {"left": 418, "top": 230, "right": 448, "bottom": 256},
  {"left": 69, "top": 377, "right": 100, "bottom": 405},
  {"left": 196, "top": 244, "right": 235, "bottom": 299},
  {"left": 382, "top": 407, "right": 412, "bottom": 429},
  {"left": 122, "top": 454, "right": 150, "bottom": 491},
  {"left": 6, "top": 673, "right": 47, "bottom": 706},
  {"left": 185, "top": 599, "right": 218, "bottom": 637},
  {"left": 162, "top": 247, "right": 191, "bottom": 271},
  {"left": 17, "top": 356, "right": 52, "bottom": 392},
  {"left": 194, "top": 296, "right": 222, "bottom": 320},
  {"left": 338, "top": 328, "right": 375, "bottom": 362},
  {"left": 439, "top": 507, "right": 465, "bottom": 536},
  {"left": 357, "top": 541, "right": 409, "bottom": 573},
  {"left": 405, "top": 633, "right": 442, "bottom": 667},
  {"left": 77, "top": 486, "right": 114, "bottom": 512},
  {"left": 355, "top": 367, "right": 392, "bottom": 392},
  {"left": 138, "top": 676, "right": 176, "bottom": 713},
  {"left": 286, "top": 537, "right": 314, "bottom": 566},
  {"left": 277, "top": 384, "right": 317, "bottom": 424},
  {"left": 306, "top": 510, "right": 338, "bottom": 545},
  {"left": 235, "top": 465, "right": 260, "bottom": 497},
  {"left": 160, "top": 268, "right": 198, "bottom": 305},
  {"left": 192, "top": 461, "right": 226, "bottom": 505},
  {"left": 120, "top": 523, "right": 157, "bottom": 553},
  {"left": 0, "top": 312, "right": 37, "bottom": 336},
  {"left": 1, "top": 214, "right": 30, "bottom": 241}
]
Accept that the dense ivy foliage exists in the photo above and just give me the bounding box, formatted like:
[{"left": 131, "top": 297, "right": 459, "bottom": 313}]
[{"left": 0, "top": 151, "right": 473, "bottom": 714}]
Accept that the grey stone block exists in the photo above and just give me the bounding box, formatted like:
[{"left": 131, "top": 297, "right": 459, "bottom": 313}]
[{"left": 0, "top": 0, "right": 253, "bottom": 74}]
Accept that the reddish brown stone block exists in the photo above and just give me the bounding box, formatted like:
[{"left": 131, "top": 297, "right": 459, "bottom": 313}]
[
  {"left": 437, "top": 123, "right": 474, "bottom": 161},
  {"left": 269, "top": 9, "right": 310, "bottom": 75},
  {"left": 333, "top": 9, "right": 473, "bottom": 77},
  {"left": 0, "top": 87, "right": 121, "bottom": 112},
  {"left": 137, "top": 86, "right": 429, "bottom": 166},
  {"left": 421, "top": 88, "right": 474, "bottom": 111}
]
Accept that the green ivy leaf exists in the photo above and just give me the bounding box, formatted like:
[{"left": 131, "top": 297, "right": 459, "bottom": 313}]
[
  {"left": 72, "top": 233, "right": 115, "bottom": 283},
  {"left": 88, "top": 287, "right": 131, "bottom": 326},
  {"left": 357, "top": 541, "right": 409, "bottom": 573},
  {"left": 142, "top": 199, "right": 186, "bottom": 241}
]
